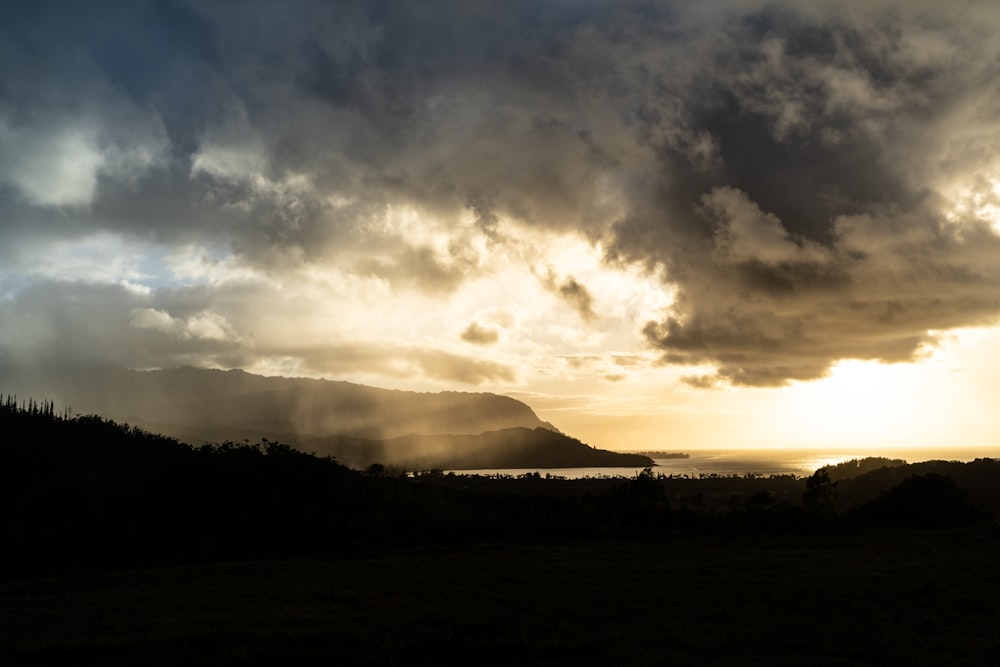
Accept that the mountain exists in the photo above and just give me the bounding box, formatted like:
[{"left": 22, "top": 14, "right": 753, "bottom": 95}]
[
  {"left": 0, "top": 364, "right": 651, "bottom": 469},
  {"left": 312, "top": 428, "right": 654, "bottom": 470},
  {"left": 0, "top": 365, "right": 552, "bottom": 439}
]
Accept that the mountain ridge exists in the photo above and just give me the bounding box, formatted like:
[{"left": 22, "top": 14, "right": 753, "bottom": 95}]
[
  {"left": 0, "top": 364, "right": 651, "bottom": 469},
  {"left": 0, "top": 364, "right": 556, "bottom": 438}
]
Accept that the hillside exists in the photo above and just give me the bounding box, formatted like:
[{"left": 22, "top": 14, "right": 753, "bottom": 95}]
[
  {"left": 316, "top": 427, "right": 654, "bottom": 470},
  {"left": 0, "top": 365, "right": 652, "bottom": 469},
  {"left": 0, "top": 365, "right": 552, "bottom": 438},
  {"left": 3, "top": 401, "right": 1000, "bottom": 667},
  {"left": 821, "top": 457, "right": 1000, "bottom": 515}
]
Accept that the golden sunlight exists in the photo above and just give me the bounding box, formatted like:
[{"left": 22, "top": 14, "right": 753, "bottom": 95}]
[{"left": 763, "top": 359, "right": 956, "bottom": 449}]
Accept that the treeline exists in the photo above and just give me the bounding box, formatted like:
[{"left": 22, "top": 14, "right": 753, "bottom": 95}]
[
  {"left": 2, "top": 399, "right": 428, "bottom": 573},
  {"left": 819, "top": 456, "right": 908, "bottom": 481},
  {"left": 1, "top": 400, "right": 662, "bottom": 574},
  {"left": 2, "top": 399, "right": 998, "bottom": 576},
  {"left": 0, "top": 394, "right": 70, "bottom": 419}
]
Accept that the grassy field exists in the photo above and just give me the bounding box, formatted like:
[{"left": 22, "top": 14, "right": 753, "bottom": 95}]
[{"left": 3, "top": 530, "right": 999, "bottom": 666}]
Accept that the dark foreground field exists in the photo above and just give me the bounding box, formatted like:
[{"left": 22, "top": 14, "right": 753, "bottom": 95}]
[
  {"left": 3, "top": 530, "right": 999, "bottom": 666},
  {"left": 3, "top": 402, "right": 1000, "bottom": 665}
]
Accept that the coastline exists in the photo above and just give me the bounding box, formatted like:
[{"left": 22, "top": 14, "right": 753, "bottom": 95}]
[{"left": 445, "top": 445, "right": 998, "bottom": 479}]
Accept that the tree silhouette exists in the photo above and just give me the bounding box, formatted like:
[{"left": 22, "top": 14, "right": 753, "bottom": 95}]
[{"left": 802, "top": 469, "right": 837, "bottom": 508}]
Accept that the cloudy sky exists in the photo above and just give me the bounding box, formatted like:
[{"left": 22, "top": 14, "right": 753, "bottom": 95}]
[{"left": 4, "top": 0, "right": 1000, "bottom": 452}]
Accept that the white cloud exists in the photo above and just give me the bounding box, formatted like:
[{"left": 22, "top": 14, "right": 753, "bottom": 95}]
[
  {"left": 0, "top": 124, "right": 104, "bottom": 207},
  {"left": 130, "top": 307, "right": 178, "bottom": 334},
  {"left": 191, "top": 142, "right": 269, "bottom": 183},
  {"left": 185, "top": 312, "right": 240, "bottom": 342},
  {"left": 129, "top": 306, "right": 240, "bottom": 343}
]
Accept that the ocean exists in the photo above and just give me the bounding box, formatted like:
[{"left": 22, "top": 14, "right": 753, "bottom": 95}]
[{"left": 445, "top": 445, "right": 999, "bottom": 479}]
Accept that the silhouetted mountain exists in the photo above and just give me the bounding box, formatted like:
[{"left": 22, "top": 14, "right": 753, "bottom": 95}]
[
  {"left": 0, "top": 364, "right": 553, "bottom": 438},
  {"left": 315, "top": 427, "right": 654, "bottom": 470},
  {"left": 0, "top": 364, "right": 651, "bottom": 469}
]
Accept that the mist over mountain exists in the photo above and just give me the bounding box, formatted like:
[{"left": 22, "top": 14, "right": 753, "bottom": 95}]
[
  {"left": 315, "top": 428, "right": 653, "bottom": 471},
  {"left": 0, "top": 365, "right": 548, "bottom": 436},
  {"left": 0, "top": 364, "right": 649, "bottom": 469}
]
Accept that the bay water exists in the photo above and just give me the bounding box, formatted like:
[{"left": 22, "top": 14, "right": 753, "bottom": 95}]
[{"left": 445, "top": 445, "right": 998, "bottom": 479}]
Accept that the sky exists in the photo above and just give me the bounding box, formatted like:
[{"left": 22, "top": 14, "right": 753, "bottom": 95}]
[{"left": 3, "top": 0, "right": 1000, "bottom": 453}]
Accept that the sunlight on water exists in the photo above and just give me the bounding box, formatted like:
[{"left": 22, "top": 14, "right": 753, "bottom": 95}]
[{"left": 446, "top": 446, "right": 998, "bottom": 479}]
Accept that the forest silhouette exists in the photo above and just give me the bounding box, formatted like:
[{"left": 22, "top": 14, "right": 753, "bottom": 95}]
[
  {"left": 3, "top": 396, "right": 1000, "bottom": 664},
  {"left": 3, "top": 395, "right": 998, "bottom": 575}
]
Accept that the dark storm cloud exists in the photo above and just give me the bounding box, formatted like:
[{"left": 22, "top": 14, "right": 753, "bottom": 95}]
[
  {"left": 601, "top": 3, "right": 1000, "bottom": 385},
  {"left": 4, "top": 1, "right": 1000, "bottom": 385},
  {"left": 541, "top": 268, "right": 599, "bottom": 323},
  {"left": 461, "top": 322, "right": 500, "bottom": 346}
]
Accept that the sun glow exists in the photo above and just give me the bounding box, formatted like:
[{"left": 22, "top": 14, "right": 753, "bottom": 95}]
[{"left": 762, "top": 359, "right": 958, "bottom": 449}]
